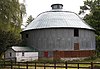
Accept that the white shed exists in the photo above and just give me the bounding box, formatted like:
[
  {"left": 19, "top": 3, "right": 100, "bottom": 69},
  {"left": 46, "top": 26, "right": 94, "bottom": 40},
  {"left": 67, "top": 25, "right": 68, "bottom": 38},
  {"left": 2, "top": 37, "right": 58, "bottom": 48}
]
[{"left": 4, "top": 46, "right": 38, "bottom": 62}]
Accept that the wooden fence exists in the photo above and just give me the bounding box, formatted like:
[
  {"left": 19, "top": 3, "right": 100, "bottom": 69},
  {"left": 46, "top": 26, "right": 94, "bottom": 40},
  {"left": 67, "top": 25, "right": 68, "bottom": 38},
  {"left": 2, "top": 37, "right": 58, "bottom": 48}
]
[{"left": 0, "top": 60, "right": 100, "bottom": 69}]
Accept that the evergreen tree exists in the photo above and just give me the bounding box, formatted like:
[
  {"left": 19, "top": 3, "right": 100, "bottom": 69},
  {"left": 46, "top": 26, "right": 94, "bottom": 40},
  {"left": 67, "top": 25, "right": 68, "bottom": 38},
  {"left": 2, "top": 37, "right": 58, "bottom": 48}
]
[{"left": 26, "top": 15, "right": 34, "bottom": 26}]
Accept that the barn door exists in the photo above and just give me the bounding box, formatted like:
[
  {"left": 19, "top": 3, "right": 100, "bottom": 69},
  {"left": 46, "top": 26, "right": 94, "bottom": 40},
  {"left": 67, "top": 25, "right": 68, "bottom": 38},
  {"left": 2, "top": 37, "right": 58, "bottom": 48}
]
[
  {"left": 44, "top": 51, "right": 48, "bottom": 57},
  {"left": 74, "top": 43, "right": 79, "bottom": 50}
]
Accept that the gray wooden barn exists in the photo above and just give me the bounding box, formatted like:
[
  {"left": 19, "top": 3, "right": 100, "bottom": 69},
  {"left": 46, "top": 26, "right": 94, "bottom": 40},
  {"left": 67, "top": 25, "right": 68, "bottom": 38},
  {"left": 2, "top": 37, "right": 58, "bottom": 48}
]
[{"left": 21, "top": 4, "right": 95, "bottom": 59}]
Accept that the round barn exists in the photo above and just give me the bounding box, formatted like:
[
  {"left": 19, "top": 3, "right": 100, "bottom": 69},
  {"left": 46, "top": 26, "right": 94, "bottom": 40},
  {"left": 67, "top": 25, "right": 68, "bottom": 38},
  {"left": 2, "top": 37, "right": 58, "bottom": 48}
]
[{"left": 21, "top": 4, "right": 95, "bottom": 59}]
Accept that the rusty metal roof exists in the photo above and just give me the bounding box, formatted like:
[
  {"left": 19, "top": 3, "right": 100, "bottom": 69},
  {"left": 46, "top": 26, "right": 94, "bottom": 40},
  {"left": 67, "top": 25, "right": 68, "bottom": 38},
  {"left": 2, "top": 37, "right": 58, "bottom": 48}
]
[{"left": 23, "top": 4, "right": 94, "bottom": 31}]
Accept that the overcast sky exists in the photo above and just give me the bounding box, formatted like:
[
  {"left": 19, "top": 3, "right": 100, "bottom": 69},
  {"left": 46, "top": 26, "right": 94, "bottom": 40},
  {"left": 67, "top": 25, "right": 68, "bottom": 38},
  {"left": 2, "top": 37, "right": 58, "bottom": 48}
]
[
  {"left": 20, "top": 0, "right": 85, "bottom": 27},
  {"left": 23, "top": 0, "right": 84, "bottom": 17}
]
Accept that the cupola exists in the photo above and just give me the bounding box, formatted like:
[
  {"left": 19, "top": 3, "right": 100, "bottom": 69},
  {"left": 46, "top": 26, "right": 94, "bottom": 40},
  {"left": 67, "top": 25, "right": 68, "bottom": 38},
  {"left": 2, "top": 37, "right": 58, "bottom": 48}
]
[{"left": 51, "top": 4, "right": 63, "bottom": 9}]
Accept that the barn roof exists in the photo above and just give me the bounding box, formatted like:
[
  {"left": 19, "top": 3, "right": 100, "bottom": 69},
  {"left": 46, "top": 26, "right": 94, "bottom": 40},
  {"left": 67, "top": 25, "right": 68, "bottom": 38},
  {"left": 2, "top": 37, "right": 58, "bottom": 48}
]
[
  {"left": 11, "top": 46, "right": 37, "bottom": 52},
  {"left": 23, "top": 4, "right": 94, "bottom": 31}
]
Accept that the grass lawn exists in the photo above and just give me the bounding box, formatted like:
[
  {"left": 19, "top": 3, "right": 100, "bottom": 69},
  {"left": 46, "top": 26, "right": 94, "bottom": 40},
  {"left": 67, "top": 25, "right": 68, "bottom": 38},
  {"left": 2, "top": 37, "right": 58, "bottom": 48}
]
[{"left": 0, "top": 57, "right": 100, "bottom": 69}]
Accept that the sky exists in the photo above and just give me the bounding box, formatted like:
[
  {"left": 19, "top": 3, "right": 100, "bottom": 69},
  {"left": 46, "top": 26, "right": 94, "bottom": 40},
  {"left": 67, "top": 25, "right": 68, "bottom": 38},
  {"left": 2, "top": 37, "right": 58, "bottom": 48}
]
[
  {"left": 20, "top": 0, "right": 85, "bottom": 27},
  {"left": 24, "top": 0, "right": 84, "bottom": 17}
]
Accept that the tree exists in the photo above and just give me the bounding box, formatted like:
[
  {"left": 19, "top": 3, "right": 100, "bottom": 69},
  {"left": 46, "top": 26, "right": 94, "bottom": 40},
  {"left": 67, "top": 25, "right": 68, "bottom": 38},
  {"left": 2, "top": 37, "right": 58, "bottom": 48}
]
[
  {"left": 79, "top": 0, "right": 100, "bottom": 56},
  {"left": 0, "top": 0, "right": 26, "bottom": 56},
  {"left": 26, "top": 15, "right": 34, "bottom": 26},
  {"left": 0, "top": 30, "right": 21, "bottom": 55},
  {"left": 20, "top": 3, "right": 26, "bottom": 21}
]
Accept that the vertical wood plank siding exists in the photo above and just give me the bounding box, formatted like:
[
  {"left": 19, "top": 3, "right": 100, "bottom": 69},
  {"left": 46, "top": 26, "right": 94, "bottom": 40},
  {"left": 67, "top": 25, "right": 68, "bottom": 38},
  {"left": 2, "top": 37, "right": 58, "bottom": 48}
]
[{"left": 22, "top": 28, "right": 95, "bottom": 58}]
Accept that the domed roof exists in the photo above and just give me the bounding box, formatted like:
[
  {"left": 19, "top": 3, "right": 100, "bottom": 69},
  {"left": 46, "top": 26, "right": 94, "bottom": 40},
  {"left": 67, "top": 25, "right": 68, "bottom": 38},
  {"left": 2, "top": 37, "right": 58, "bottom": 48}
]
[{"left": 23, "top": 4, "right": 94, "bottom": 31}]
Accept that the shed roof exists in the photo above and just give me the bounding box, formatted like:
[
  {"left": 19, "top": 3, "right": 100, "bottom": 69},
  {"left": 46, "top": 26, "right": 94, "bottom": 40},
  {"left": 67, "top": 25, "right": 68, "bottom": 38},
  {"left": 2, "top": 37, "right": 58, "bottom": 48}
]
[
  {"left": 23, "top": 4, "right": 94, "bottom": 31},
  {"left": 11, "top": 46, "right": 37, "bottom": 52}
]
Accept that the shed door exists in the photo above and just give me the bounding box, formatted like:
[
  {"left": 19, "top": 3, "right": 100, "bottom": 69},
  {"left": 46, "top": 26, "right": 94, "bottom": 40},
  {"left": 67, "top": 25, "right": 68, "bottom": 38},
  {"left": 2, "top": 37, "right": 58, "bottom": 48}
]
[{"left": 44, "top": 51, "right": 48, "bottom": 57}]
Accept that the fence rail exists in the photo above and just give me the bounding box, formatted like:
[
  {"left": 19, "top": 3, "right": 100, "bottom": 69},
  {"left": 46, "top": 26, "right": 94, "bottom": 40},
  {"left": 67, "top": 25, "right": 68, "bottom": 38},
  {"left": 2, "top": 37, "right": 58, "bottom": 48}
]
[{"left": 0, "top": 60, "right": 100, "bottom": 69}]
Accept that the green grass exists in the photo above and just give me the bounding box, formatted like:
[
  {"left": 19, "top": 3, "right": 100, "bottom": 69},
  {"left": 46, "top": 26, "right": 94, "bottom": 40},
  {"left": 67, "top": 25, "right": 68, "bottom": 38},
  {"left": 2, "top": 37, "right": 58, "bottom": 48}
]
[{"left": 0, "top": 57, "right": 100, "bottom": 69}]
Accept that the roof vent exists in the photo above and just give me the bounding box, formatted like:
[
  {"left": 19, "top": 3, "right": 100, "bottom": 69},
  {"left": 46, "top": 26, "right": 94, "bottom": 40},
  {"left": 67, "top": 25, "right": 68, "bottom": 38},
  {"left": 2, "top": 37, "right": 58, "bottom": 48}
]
[{"left": 51, "top": 4, "right": 63, "bottom": 9}]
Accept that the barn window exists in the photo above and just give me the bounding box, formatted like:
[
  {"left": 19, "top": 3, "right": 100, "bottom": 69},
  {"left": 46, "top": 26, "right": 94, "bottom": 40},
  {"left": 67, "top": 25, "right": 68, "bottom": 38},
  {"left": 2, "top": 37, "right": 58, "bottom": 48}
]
[
  {"left": 22, "top": 52, "right": 24, "bottom": 56},
  {"left": 26, "top": 34, "right": 28, "bottom": 38},
  {"left": 10, "top": 53, "right": 12, "bottom": 57},
  {"left": 74, "top": 43, "right": 79, "bottom": 50},
  {"left": 74, "top": 29, "right": 79, "bottom": 37}
]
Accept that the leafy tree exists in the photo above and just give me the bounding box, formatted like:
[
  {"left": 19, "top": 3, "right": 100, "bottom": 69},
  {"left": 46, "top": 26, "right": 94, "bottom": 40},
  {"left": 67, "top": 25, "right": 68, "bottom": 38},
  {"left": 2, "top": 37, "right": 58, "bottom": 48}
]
[
  {"left": 79, "top": 0, "right": 100, "bottom": 56},
  {"left": 0, "top": 0, "right": 26, "bottom": 56},
  {"left": 0, "top": 30, "right": 21, "bottom": 55}
]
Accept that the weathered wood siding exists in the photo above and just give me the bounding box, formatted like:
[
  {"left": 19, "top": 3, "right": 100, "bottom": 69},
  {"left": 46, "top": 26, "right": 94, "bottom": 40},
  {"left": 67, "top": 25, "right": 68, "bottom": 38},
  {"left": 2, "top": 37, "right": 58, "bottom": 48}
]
[
  {"left": 16, "top": 52, "right": 38, "bottom": 62},
  {"left": 38, "top": 50, "right": 95, "bottom": 58},
  {"left": 21, "top": 28, "right": 95, "bottom": 58},
  {"left": 22, "top": 28, "right": 95, "bottom": 50},
  {"left": 5, "top": 48, "right": 16, "bottom": 59}
]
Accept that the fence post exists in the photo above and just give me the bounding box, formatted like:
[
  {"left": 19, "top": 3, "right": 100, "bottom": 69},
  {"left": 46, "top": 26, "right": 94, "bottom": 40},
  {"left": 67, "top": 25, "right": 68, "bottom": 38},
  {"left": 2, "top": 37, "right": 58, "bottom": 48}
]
[
  {"left": 11, "top": 60, "right": 13, "bottom": 69},
  {"left": 18, "top": 62, "right": 20, "bottom": 69},
  {"left": 35, "top": 62, "right": 36, "bottom": 69},
  {"left": 77, "top": 63, "right": 79, "bottom": 69},
  {"left": 3, "top": 59, "right": 5, "bottom": 68},
  {"left": 26, "top": 61, "right": 28, "bottom": 69},
  {"left": 44, "top": 62, "right": 46, "bottom": 69},
  {"left": 54, "top": 61, "right": 56, "bottom": 69},
  {"left": 65, "top": 61, "right": 68, "bottom": 69},
  {"left": 91, "top": 62, "right": 93, "bottom": 69}
]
